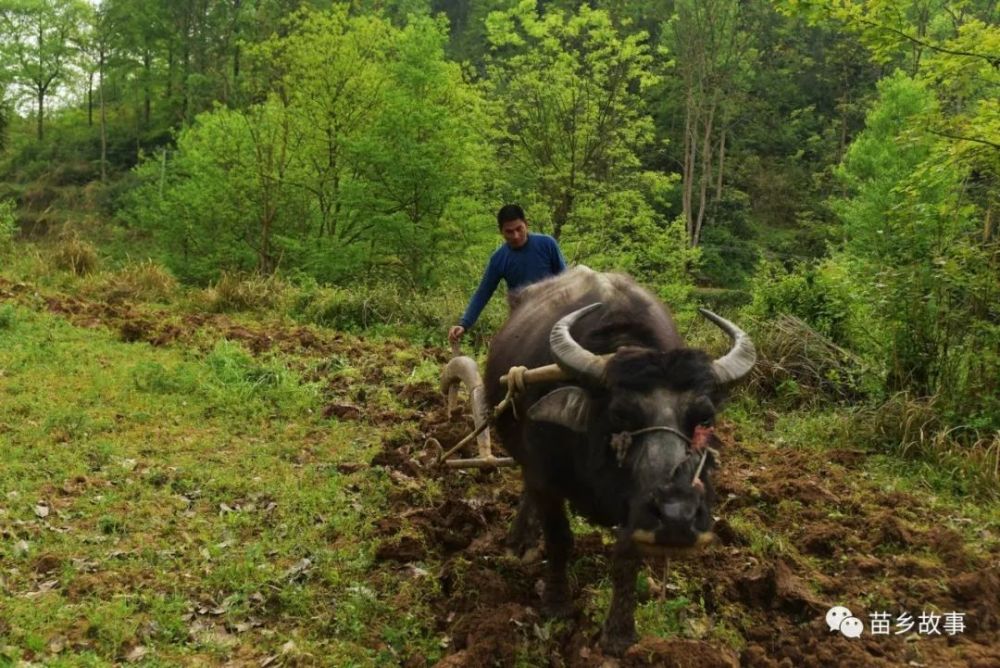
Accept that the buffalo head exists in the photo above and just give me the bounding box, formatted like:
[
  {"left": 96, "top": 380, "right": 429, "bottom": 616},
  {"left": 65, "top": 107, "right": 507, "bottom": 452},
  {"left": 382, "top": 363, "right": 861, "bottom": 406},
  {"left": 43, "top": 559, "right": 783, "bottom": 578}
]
[{"left": 526, "top": 303, "right": 755, "bottom": 552}]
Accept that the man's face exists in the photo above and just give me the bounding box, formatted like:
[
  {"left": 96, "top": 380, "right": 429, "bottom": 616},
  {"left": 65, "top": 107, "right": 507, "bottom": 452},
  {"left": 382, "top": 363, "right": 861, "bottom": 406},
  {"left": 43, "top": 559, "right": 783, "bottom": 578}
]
[{"left": 501, "top": 219, "right": 528, "bottom": 249}]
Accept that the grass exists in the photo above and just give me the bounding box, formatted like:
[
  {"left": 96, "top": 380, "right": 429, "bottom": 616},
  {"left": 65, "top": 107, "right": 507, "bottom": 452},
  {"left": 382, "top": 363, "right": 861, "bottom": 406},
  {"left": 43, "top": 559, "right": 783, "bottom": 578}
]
[{"left": 0, "top": 304, "right": 441, "bottom": 665}]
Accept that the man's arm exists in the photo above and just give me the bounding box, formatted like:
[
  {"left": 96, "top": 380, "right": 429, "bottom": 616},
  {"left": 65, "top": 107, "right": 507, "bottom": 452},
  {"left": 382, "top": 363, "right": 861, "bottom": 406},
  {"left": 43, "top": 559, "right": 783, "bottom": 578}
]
[{"left": 459, "top": 253, "right": 503, "bottom": 330}]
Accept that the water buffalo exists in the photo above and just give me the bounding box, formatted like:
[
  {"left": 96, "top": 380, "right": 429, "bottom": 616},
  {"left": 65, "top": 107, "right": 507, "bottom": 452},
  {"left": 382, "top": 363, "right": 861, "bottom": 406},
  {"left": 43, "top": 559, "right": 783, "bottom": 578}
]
[{"left": 442, "top": 267, "right": 755, "bottom": 654}]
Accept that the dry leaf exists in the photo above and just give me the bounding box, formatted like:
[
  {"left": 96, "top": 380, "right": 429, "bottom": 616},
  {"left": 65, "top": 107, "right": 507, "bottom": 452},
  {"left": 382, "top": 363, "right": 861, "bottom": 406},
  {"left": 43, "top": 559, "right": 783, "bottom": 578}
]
[{"left": 125, "top": 645, "right": 148, "bottom": 663}]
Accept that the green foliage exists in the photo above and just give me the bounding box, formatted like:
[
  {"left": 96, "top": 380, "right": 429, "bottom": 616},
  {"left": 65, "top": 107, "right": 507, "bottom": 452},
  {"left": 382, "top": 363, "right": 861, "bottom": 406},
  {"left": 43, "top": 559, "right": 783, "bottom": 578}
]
[
  {"left": 0, "top": 196, "right": 15, "bottom": 253},
  {"left": 0, "top": 0, "right": 91, "bottom": 140},
  {"left": 484, "top": 1, "right": 660, "bottom": 239},
  {"left": 747, "top": 259, "right": 851, "bottom": 343},
  {"left": 830, "top": 72, "right": 999, "bottom": 432},
  {"left": 0, "top": 304, "right": 15, "bottom": 329},
  {"left": 122, "top": 7, "right": 493, "bottom": 289}
]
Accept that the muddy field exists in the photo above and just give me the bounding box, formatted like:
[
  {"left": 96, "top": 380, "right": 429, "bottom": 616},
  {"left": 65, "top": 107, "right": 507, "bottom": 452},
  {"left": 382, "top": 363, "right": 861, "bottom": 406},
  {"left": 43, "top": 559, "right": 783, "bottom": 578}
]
[
  {"left": 3, "top": 276, "right": 998, "bottom": 666},
  {"left": 375, "top": 399, "right": 1000, "bottom": 667}
]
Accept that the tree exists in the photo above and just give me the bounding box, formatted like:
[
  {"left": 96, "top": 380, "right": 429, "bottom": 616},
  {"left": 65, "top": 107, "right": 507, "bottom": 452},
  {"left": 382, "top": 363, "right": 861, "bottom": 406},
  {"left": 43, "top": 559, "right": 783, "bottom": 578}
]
[
  {"left": 249, "top": 7, "right": 394, "bottom": 248},
  {"left": 125, "top": 7, "right": 493, "bottom": 287},
  {"left": 0, "top": 0, "right": 89, "bottom": 140},
  {"left": 484, "top": 1, "right": 659, "bottom": 240},
  {"left": 665, "top": 0, "right": 758, "bottom": 248},
  {"left": 349, "top": 15, "right": 492, "bottom": 285},
  {"left": 831, "top": 76, "right": 998, "bottom": 429}
]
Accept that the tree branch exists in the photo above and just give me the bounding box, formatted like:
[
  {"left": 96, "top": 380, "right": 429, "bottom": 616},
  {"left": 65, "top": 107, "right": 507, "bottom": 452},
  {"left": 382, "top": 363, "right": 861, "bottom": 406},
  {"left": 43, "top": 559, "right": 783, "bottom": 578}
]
[
  {"left": 860, "top": 18, "right": 1000, "bottom": 68},
  {"left": 928, "top": 129, "right": 1000, "bottom": 150}
]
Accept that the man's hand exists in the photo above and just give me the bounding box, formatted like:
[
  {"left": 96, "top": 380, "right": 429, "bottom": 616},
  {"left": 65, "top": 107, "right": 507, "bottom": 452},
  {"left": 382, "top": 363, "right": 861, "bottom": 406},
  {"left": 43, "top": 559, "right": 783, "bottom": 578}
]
[{"left": 448, "top": 325, "right": 465, "bottom": 344}]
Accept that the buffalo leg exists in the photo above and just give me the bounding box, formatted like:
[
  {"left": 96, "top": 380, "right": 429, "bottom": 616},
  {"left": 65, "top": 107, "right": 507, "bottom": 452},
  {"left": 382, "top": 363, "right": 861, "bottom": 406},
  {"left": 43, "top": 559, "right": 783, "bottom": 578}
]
[
  {"left": 505, "top": 490, "right": 541, "bottom": 561},
  {"left": 534, "top": 491, "right": 574, "bottom": 618},
  {"left": 600, "top": 533, "right": 640, "bottom": 655}
]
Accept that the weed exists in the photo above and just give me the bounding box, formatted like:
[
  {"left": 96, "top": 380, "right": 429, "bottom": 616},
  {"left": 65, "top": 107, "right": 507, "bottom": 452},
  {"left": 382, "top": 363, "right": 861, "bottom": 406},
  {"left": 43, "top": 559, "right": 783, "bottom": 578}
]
[
  {"left": 726, "top": 514, "right": 790, "bottom": 558},
  {"left": 0, "top": 197, "right": 15, "bottom": 253},
  {"left": 204, "top": 340, "right": 317, "bottom": 416},
  {"left": 52, "top": 234, "right": 99, "bottom": 275},
  {"left": 43, "top": 409, "right": 95, "bottom": 443},
  {"left": 97, "top": 515, "right": 127, "bottom": 535},
  {"left": 85, "top": 259, "right": 178, "bottom": 303},
  {"left": 84, "top": 598, "right": 138, "bottom": 658},
  {"left": 130, "top": 360, "right": 200, "bottom": 395},
  {"left": 0, "top": 303, "right": 15, "bottom": 329},
  {"left": 203, "top": 271, "right": 290, "bottom": 312}
]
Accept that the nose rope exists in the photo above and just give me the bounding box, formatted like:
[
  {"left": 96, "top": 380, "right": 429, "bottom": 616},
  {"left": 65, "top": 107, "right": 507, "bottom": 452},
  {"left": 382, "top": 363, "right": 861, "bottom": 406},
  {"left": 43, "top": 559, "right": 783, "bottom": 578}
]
[
  {"left": 610, "top": 426, "right": 717, "bottom": 487},
  {"left": 610, "top": 426, "right": 689, "bottom": 466}
]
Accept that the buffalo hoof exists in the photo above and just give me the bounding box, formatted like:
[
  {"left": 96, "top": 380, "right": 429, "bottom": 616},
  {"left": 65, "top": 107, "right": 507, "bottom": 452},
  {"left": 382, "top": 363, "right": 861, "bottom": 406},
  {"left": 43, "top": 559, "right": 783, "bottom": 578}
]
[
  {"left": 599, "top": 628, "right": 637, "bottom": 657},
  {"left": 518, "top": 546, "right": 543, "bottom": 564},
  {"left": 504, "top": 535, "right": 542, "bottom": 562}
]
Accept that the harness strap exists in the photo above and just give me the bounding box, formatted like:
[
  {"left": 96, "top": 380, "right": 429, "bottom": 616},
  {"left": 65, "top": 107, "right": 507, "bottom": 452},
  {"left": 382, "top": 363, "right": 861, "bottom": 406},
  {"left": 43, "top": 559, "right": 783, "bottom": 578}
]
[{"left": 610, "top": 425, "right": 718, "bottom": 488}]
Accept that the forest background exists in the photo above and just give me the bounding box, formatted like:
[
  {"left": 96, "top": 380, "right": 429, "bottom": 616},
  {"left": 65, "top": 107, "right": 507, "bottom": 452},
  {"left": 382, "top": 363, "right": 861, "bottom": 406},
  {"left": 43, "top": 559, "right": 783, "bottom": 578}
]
[{"left": 0, "top": 0, "right": 997, "bottom": 487}]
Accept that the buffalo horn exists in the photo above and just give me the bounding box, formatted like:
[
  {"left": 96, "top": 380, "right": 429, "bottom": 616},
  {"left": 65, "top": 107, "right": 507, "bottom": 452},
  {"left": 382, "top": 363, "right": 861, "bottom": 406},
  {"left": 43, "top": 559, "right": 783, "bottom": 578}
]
[
  {"left": 549, "top": 303, "right": 608, "bottom": 383},
  {"left": 698, "top": 308, "right": 756, "bottom": 384}
]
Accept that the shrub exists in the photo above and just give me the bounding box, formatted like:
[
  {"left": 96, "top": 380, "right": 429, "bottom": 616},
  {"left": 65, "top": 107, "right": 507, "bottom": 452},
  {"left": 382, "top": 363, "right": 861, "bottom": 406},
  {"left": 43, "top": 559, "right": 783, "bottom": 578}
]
[
  {"left": 86, "top": 260, "right": 178, "bottom": 303},
  {"left": 202, "top": 272, "right": 290, "bottom": 313},
  {"left": 0, "top": 304, "right": 15, "bottom": 330},
  {"left": 746, "top": 260, "right": 851, "bottom": 344},
  {"left": 0, "top": 197, "right": 15, "bottom": 253},
  {"left": 290, "top": 281, "right": 487, "bottom": 341},
  {"left": 850, "top": 392, "right": 1000, "bottom": 499},
  {"left": 52, "top": 234, "right": 99, "bottom": 275},
  {"left": 744, "top": 313, "right": 875, "bottom": 407}
]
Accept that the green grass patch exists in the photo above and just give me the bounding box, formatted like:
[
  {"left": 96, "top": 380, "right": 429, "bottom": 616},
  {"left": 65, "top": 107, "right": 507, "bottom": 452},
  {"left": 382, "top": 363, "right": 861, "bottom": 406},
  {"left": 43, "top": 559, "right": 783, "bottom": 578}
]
[{"left": 0, "top": 305, "right": 422, "bottom": 665}]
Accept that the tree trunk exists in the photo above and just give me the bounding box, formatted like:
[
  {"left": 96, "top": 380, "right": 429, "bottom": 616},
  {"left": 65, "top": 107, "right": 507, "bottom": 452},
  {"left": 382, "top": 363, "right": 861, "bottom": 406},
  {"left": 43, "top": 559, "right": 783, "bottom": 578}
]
[
  {"left": 88, "top": 71, "right": 93, "bottom": 127},
  {"left": 36, "top": 87, "right": 44, "bottom": 140},
  {"left": 552, "top": 192, "right": 573, "bottom": 241},
  {"left": 692, "top": 100, "right": 716, "bottom": 248},
  {"left": 143, "top": 50, "right": 151, "bottom": 125},
  {"left": 716, "top": 125, "right": 726, "bottom": 201},
  {"left": 99, "top": 48, "right": 107, "bottom": 182},
  {"left": 232, "top": 0, "right": 242, "bottom": 101},
  {"left": 682, "top": 91, "right": 696, "bottom": 244},
  {"left": 36, "top": 22, "right": 44, "bottom": 141}
]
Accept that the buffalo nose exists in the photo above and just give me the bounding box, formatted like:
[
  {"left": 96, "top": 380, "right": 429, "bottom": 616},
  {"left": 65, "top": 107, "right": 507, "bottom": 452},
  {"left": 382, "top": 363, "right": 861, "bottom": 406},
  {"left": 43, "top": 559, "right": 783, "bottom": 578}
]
[{"left": 657, "top": 500, "right": 689, "bottom": 521}]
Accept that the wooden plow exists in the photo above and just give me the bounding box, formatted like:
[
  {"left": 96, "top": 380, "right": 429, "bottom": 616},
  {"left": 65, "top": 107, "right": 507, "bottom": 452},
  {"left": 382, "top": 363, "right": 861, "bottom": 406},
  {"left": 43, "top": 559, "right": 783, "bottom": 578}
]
[{"left": 435, "top": 342, "right": 574, "bottom": 470}]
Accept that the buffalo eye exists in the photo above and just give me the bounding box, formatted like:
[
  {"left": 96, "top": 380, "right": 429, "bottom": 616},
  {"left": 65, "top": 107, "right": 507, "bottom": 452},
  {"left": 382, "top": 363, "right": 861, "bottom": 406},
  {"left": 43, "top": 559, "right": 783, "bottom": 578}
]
[
  {"left": 608, "top": 401, "right": 641, "bottom": 429},
  {"left": 685, "top": 397, "right": 715, "bottom": 432}
]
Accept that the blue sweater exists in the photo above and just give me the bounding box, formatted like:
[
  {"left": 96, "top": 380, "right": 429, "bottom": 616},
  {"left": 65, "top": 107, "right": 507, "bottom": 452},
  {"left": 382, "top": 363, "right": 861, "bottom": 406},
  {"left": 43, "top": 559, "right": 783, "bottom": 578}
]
[{"left": 459, "top": 233, "right": 566, "bottom": 329}]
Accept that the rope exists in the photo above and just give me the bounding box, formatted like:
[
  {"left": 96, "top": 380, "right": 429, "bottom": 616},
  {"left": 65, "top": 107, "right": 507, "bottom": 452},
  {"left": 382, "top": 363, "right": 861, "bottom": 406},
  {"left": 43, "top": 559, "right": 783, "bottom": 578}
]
[
  {"left": 495, "top": 365, "right": 527, "bottom": 421},
  {"left": 610, "top": 426, "right": 690, "bottom": 466}
]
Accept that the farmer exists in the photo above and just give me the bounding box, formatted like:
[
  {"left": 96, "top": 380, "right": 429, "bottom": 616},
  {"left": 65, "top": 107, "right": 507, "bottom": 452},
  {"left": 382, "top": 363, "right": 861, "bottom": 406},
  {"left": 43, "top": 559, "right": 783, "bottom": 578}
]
[{"left": 448, "top": 204, "right": 566, "bottom": 344}]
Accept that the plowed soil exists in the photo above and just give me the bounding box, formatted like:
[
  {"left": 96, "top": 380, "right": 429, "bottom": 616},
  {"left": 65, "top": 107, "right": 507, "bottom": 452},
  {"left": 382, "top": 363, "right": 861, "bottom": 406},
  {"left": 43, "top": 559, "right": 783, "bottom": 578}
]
[{"left": 373, "top": 401, "right": 1000, "bottom": 667}]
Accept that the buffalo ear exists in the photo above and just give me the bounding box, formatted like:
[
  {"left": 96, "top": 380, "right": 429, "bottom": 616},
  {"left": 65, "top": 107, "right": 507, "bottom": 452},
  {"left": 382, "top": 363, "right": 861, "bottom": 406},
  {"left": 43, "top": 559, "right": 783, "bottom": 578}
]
[{"left": 527, "top": 386, "right": 592, "bottom": 433}]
